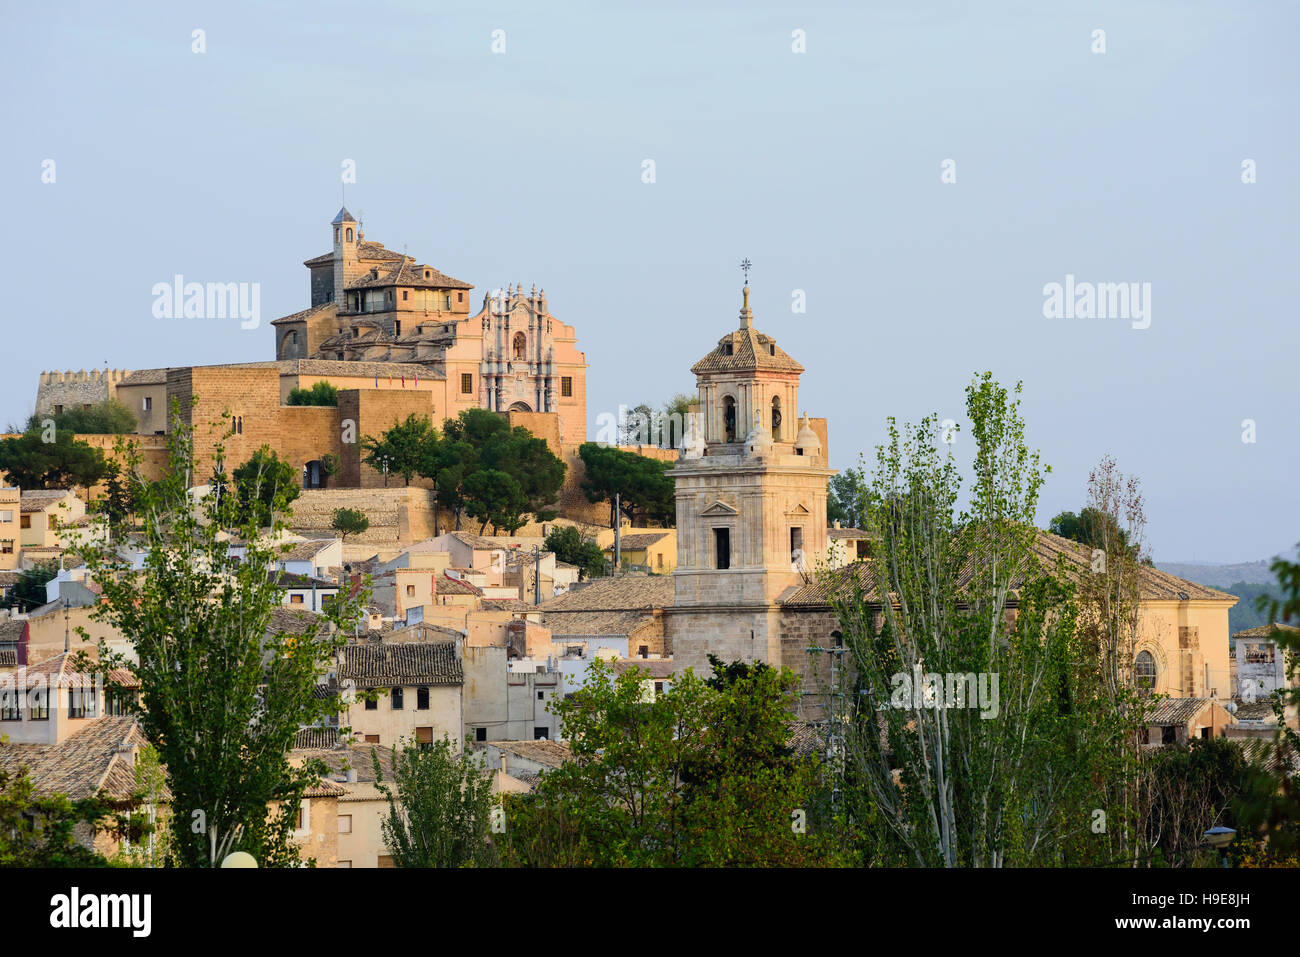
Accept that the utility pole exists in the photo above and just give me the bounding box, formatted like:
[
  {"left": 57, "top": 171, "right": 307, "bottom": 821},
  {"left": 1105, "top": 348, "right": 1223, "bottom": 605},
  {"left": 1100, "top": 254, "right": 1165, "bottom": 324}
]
[
  {"left": 533, "top": 544, "right": 541, "bottom": 605},
  {"left": 613, "top": 493, "right": 621, "bottom": 574}
]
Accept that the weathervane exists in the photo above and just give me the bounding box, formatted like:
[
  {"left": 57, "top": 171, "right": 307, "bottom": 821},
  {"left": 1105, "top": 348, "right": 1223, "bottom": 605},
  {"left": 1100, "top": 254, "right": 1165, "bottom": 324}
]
[{"left": 740, "top": 258, "right": 752, "bottom": 285}]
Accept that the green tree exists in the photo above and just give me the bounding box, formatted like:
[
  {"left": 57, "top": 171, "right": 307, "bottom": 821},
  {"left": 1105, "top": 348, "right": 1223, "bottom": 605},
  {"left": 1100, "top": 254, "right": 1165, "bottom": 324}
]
[
  {"left": 1233, "top": 550, "right": 1300, "bottom": 858},
  {"left": 827, "top": 466, "right": 867, "bottom": 529},
  {"left": 362, "top": 413, "right": 436, "bottom": 487},
  {"left": 232, "top": 445, "right": 300, "bottom": 527},
  {"left": 432, "top": 409, "right": 566, "bottom": 534},
  {"left": 578, "top": 442, "right": 675, "bottom": 528},
  {"left": 500, "top": 658, "right": 847, "bottom": 867},
  {"left": 372, "top": 736, "right": 497, "bottom": 868},
  {"left": 834, "top": 373, "right": 1130, "bottom": 867},
  {"left": 0, "top": 428, "right": 108, "bottom": 491},
  {"left": 331, "top": 507, "right": 370, "bottom": 541},
  {"left": 285, "top": 381, "right": 339, "bottom": 406},
  {"left": 0, "top": 761, "right": 122, "bottom": 867},
  {"left": 0, "top": 559, "right": 59, "bottom": 612},
  {"left": 73, "top": 400, "right": 368, "bottom": 867},
  {"left": 544, "top": 526, "right": 606, "bottom": 580},
  {"left": 26, "top": 399, "right": 137, "bottom": 435}
]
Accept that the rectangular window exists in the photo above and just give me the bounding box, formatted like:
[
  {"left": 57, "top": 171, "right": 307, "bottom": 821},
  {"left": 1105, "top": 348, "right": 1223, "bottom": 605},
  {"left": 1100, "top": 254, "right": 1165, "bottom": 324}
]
[
  {"left": 143, "top": 396, "right": 153, "bottom": 411},
  {"left": 0, "top": 540, "right": 12, "bottom": 555},
  {"left": 29, "top": 690, "right": 49, "bottom": 721},
  {"left": 0, "top": 510, "right": 12, "bottom": 522},
  {"left": 69, "top": 686, "right": 96, "bottom": 719},
  {"left": 391, "top": 687, "right": 404, "bottom": 710},
  {"left": 364, "top": 696, "right": 377, "bottom": 711},
  {"left": 561, "top": 376, "right": 573, "bottom": 397},
  {"left": 0, "top": 689, "right": 19, "bottom": 721},
  {"left": 377, "top": 855, "right": 395, "bottom": 868},
  {"left": 790, "top": 526, "right": 804, "bottom": 557},
  {"left": 20, "top": 516, "right": 30, "bottom": 529},
  {"left": 364, "top": 734, "right": 380, "bottom": 744},
  {"left": 457, "top": 292, "right": 464, "bottom": 303},
  {"left": 475, "top": 727, "right": 486, "bottom": 742},
  {"left": 714, "top": 528, "right": 730, "bottom": 570},
  {"left": 402, "top": 291, "right": 409, "bottom": 301},
  {"left": 638, "top": 645, "right": 649, "bottom": 658},
  {"left": 338, "top": 814, "right": 352, "bottom": 834},
  {"left": 534, "top": 727, "right": 549, "bottom": 740},
  {"left": 461, "top": 373, "right": 473, "bottom": 394},
  {"left": 445, "top": 295, "right": 451, "bottom": 309},
  {"left": 106, "top": 690, "right": 130, "bottom": 716},
  {"left": 289, "top": 593, "right": 304, "bottom": 604},
  {"left": 53, "top": 405, "right": 63, "bottom": 415},
  {"left": 405, "top": 584, "right": 415, "bottom": 596},
  {"left": 417, "top": 686, "right": 429, "bottom": 710},
  {"left": 338, "top": 860, "right": 352, "bottom": 868},
  {"left": 49, "top": 515, "right": 58, "bottom": 531},
  {"left": 416, "top": 726, "right": 433, "bottom": 747},
  {"left": 394, "top": 320, "right": 402, "bottom": 335}
]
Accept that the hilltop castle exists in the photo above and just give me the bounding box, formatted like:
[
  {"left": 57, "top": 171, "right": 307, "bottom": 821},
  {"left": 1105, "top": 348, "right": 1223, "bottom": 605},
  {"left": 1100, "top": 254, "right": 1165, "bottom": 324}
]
[{"left": 33, "top": 207, "right": 589, "bottom": 489}]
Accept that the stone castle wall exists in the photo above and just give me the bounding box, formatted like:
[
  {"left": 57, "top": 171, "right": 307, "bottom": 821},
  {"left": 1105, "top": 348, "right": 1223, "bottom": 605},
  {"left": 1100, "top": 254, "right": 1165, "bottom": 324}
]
[
  {"left": 288, "top": 487, "right": 438, "bottom": 545},
  {"left": 34, "top": 369, "right": 131, "bottom": 416}
]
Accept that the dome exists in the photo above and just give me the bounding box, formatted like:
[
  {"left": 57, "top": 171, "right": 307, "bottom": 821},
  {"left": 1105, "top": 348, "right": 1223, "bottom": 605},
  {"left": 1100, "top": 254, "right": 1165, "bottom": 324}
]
[{"left": 794, "top": 414, "right": 821, "bottom": 456}]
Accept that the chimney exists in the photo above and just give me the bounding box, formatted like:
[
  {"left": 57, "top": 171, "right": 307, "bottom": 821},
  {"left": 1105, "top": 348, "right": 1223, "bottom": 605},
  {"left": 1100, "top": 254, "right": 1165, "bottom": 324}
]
[
  {"left": 500, "top": 753, "right": 507, "bottom": 774},
  {"left": 346, "top": 767, "right": 358, "bottom": 784}
]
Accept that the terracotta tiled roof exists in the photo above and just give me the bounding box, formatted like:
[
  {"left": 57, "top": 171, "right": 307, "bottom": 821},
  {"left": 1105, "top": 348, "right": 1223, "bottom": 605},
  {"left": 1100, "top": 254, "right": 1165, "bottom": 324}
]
[
  {"left": 270, "top": 302, "right": 337, "bottom": 327},
  {"left": 537, "top": 575, "right": 673, "bottom": 612},
  {"left": 690, "top": 303, "right": 804, "bottom": 376},
  {"left": 827, "top": 526, "right": 868, "bottom": 540},
  {"left": 277, "top": 540, "right": 335, "bottom": 562},
  {"left": 1233, "top": 623, "right": 1299, "bottom": 641},
  {"left": 118, "top": 368, "right": 170, "bottom": 385},
  {"left": 484, "top": 739, "right": 572, "bottom": 768},
  {"left": 271, "top": 573, "right": 339, "bottom": 590},
  {"left": 782, "top": 529, "right": 1240, "bottom": 608},
  {"left": 338, "top": 641, "right": 462, "bottom": 688},
  {"left": 1142, "top": 697, "right": 1215, "bottom": 726},
  {"left": 346, "top": 257, "right": 472, "bottom": 291},
  {"left": 20, "top": 490, "right": 73, "bottom": 512},
  {"left": 609, "top": 533, "right": 668, "bottom": 550},
  {"left": 303, "top": 778, "right": 347, "bottom": 798},
  {"left": 1231, "top": 700, "right": 1279, "bottom": 722},
  {"left": 275, "top": 358, "right": 442, "bottom": 379},
  {"left": 436, "top": 575, "right": 480, "bottom": 596},
  {"left": 0, "top": 716, "right": 160, "bottom": 802},
  {"left": 1238, "top": 738, "right": 1300, "bottom": 774},
  {"left": 303, "top": 238, "right": 403, "bottom": 267},
  {"left": 294, "top": 727, "right": 341, "bottom": 750},
  {"left": 545, "top": 609, "right": 660, "bottom": 639},
  {"left": 613, "top": 658, "right": 674, "bottom": 679}
]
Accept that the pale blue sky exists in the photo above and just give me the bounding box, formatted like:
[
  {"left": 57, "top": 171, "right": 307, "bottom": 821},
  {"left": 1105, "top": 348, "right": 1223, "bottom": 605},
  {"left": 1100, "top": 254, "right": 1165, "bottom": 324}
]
[{"left": 3, "top": 1, "right": 1296, "bottom": 562}]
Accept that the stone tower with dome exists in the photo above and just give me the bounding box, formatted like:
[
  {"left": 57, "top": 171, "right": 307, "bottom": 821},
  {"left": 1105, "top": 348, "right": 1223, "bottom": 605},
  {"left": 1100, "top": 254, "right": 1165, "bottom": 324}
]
[{"left": 667, "top": 282, "right": 835, "bottom": 676}]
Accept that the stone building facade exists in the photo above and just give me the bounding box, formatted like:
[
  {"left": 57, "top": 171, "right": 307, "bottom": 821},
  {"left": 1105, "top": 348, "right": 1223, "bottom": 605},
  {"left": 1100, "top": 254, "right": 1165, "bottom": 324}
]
[{"left": 666, "top": 284, "right": 835, "bottom": 678}]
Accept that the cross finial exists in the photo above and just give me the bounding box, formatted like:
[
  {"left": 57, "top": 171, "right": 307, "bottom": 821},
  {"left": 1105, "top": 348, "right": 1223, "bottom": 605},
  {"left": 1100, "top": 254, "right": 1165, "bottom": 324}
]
[{"left": 740, "top": 258, "right": 752, "bottom": 284}]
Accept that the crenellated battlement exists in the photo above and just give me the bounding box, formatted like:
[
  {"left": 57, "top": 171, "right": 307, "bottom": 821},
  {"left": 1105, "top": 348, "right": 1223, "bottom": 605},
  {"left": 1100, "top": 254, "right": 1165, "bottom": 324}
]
[
  {"left": 38, "top": 368, "right": 133, "bottom": 386},
  {"left": 34, "top": 368, "right": 136, "bottom": 415}
]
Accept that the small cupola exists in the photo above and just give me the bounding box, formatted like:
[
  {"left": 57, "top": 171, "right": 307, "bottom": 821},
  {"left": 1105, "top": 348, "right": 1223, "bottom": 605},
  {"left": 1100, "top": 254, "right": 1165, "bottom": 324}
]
[{"left": 794, "top": 414, "right": 821, "bottom": 457}]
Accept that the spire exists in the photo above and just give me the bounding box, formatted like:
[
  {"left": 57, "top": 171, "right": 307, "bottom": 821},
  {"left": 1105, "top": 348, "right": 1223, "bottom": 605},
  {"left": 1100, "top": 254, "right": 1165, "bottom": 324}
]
[{"left": 739, "top": 258, "right": 753, "bottom": 329}]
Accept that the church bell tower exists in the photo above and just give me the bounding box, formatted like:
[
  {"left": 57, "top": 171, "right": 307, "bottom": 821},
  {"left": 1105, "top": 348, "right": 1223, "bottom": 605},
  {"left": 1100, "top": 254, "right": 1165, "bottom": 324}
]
[{"left": 668, "top": 278, "right": 834, "bottom": 674}]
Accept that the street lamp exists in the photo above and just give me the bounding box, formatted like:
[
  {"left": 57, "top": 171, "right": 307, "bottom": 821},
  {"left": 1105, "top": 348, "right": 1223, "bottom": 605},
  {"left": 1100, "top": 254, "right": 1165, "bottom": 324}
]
[{"left": 1203, "top": 826, "right": 1236, "bottom": 868}]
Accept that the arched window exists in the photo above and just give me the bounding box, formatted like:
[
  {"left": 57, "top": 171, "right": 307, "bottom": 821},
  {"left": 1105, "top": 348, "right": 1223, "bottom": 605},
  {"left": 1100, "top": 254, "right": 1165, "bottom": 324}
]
[
  {"left": 722, "top": 395, "right": 737, "bottom": 443},
  {"left": 771, "top": 396, "right": 782, "bottom": 440},
  {"left": 345, "top": 227, "right": 353, "bottom": 242},
  {"left": 513, "top": 332, "right": 526, "bottom": 360},
  {"left": 1135, "top": 651, "right": 1157, "bottom": 695}
]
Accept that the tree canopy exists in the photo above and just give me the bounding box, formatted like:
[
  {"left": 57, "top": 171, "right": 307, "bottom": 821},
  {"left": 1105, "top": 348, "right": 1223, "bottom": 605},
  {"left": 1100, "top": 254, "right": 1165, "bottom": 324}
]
[
  {"left": 286, "top": 381, "right": 339, "bottom": 406},
  {"left": 0, "top": 427, "right": 108, "bottom": 491},
  {"left": 25, "top": 399, "right": 137, "bottom": 435},
  {"left": 232, "top": 445, "right": 300, "bottom": 527},
  {"left": 577, "top": 442, "right": 674, "bottom": 528},
  {"left": 544, "top": 525, "right": 606, "bottom": 580}
]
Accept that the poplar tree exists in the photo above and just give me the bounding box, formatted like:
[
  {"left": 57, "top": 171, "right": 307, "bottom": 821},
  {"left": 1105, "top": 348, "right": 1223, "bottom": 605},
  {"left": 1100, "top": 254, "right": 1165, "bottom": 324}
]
[{"left": 75, "top": 401, "right": 367, "bottom": 867}]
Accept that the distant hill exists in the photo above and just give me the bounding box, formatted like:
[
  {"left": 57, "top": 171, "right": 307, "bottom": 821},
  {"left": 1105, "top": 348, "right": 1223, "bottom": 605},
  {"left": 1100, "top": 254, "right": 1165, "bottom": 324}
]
[
  {"left": 1154, "top": 547, "right": 1295, "bottom": 637},
  {"left": 1156, "top": 560, "right": 1276, "bottom": 589}
]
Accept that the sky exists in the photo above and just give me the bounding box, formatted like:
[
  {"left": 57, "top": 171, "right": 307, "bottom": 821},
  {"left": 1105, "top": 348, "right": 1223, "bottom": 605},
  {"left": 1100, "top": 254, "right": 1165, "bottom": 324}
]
[{"left": 2, "top": 0, "right": 1296, "bottom": 563}]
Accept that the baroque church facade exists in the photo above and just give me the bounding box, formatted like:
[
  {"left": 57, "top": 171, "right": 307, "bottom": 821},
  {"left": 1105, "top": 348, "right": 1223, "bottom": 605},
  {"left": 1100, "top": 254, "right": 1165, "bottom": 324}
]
[{"left": 271, "top": 207, "right": 588, "bottom": 446}]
